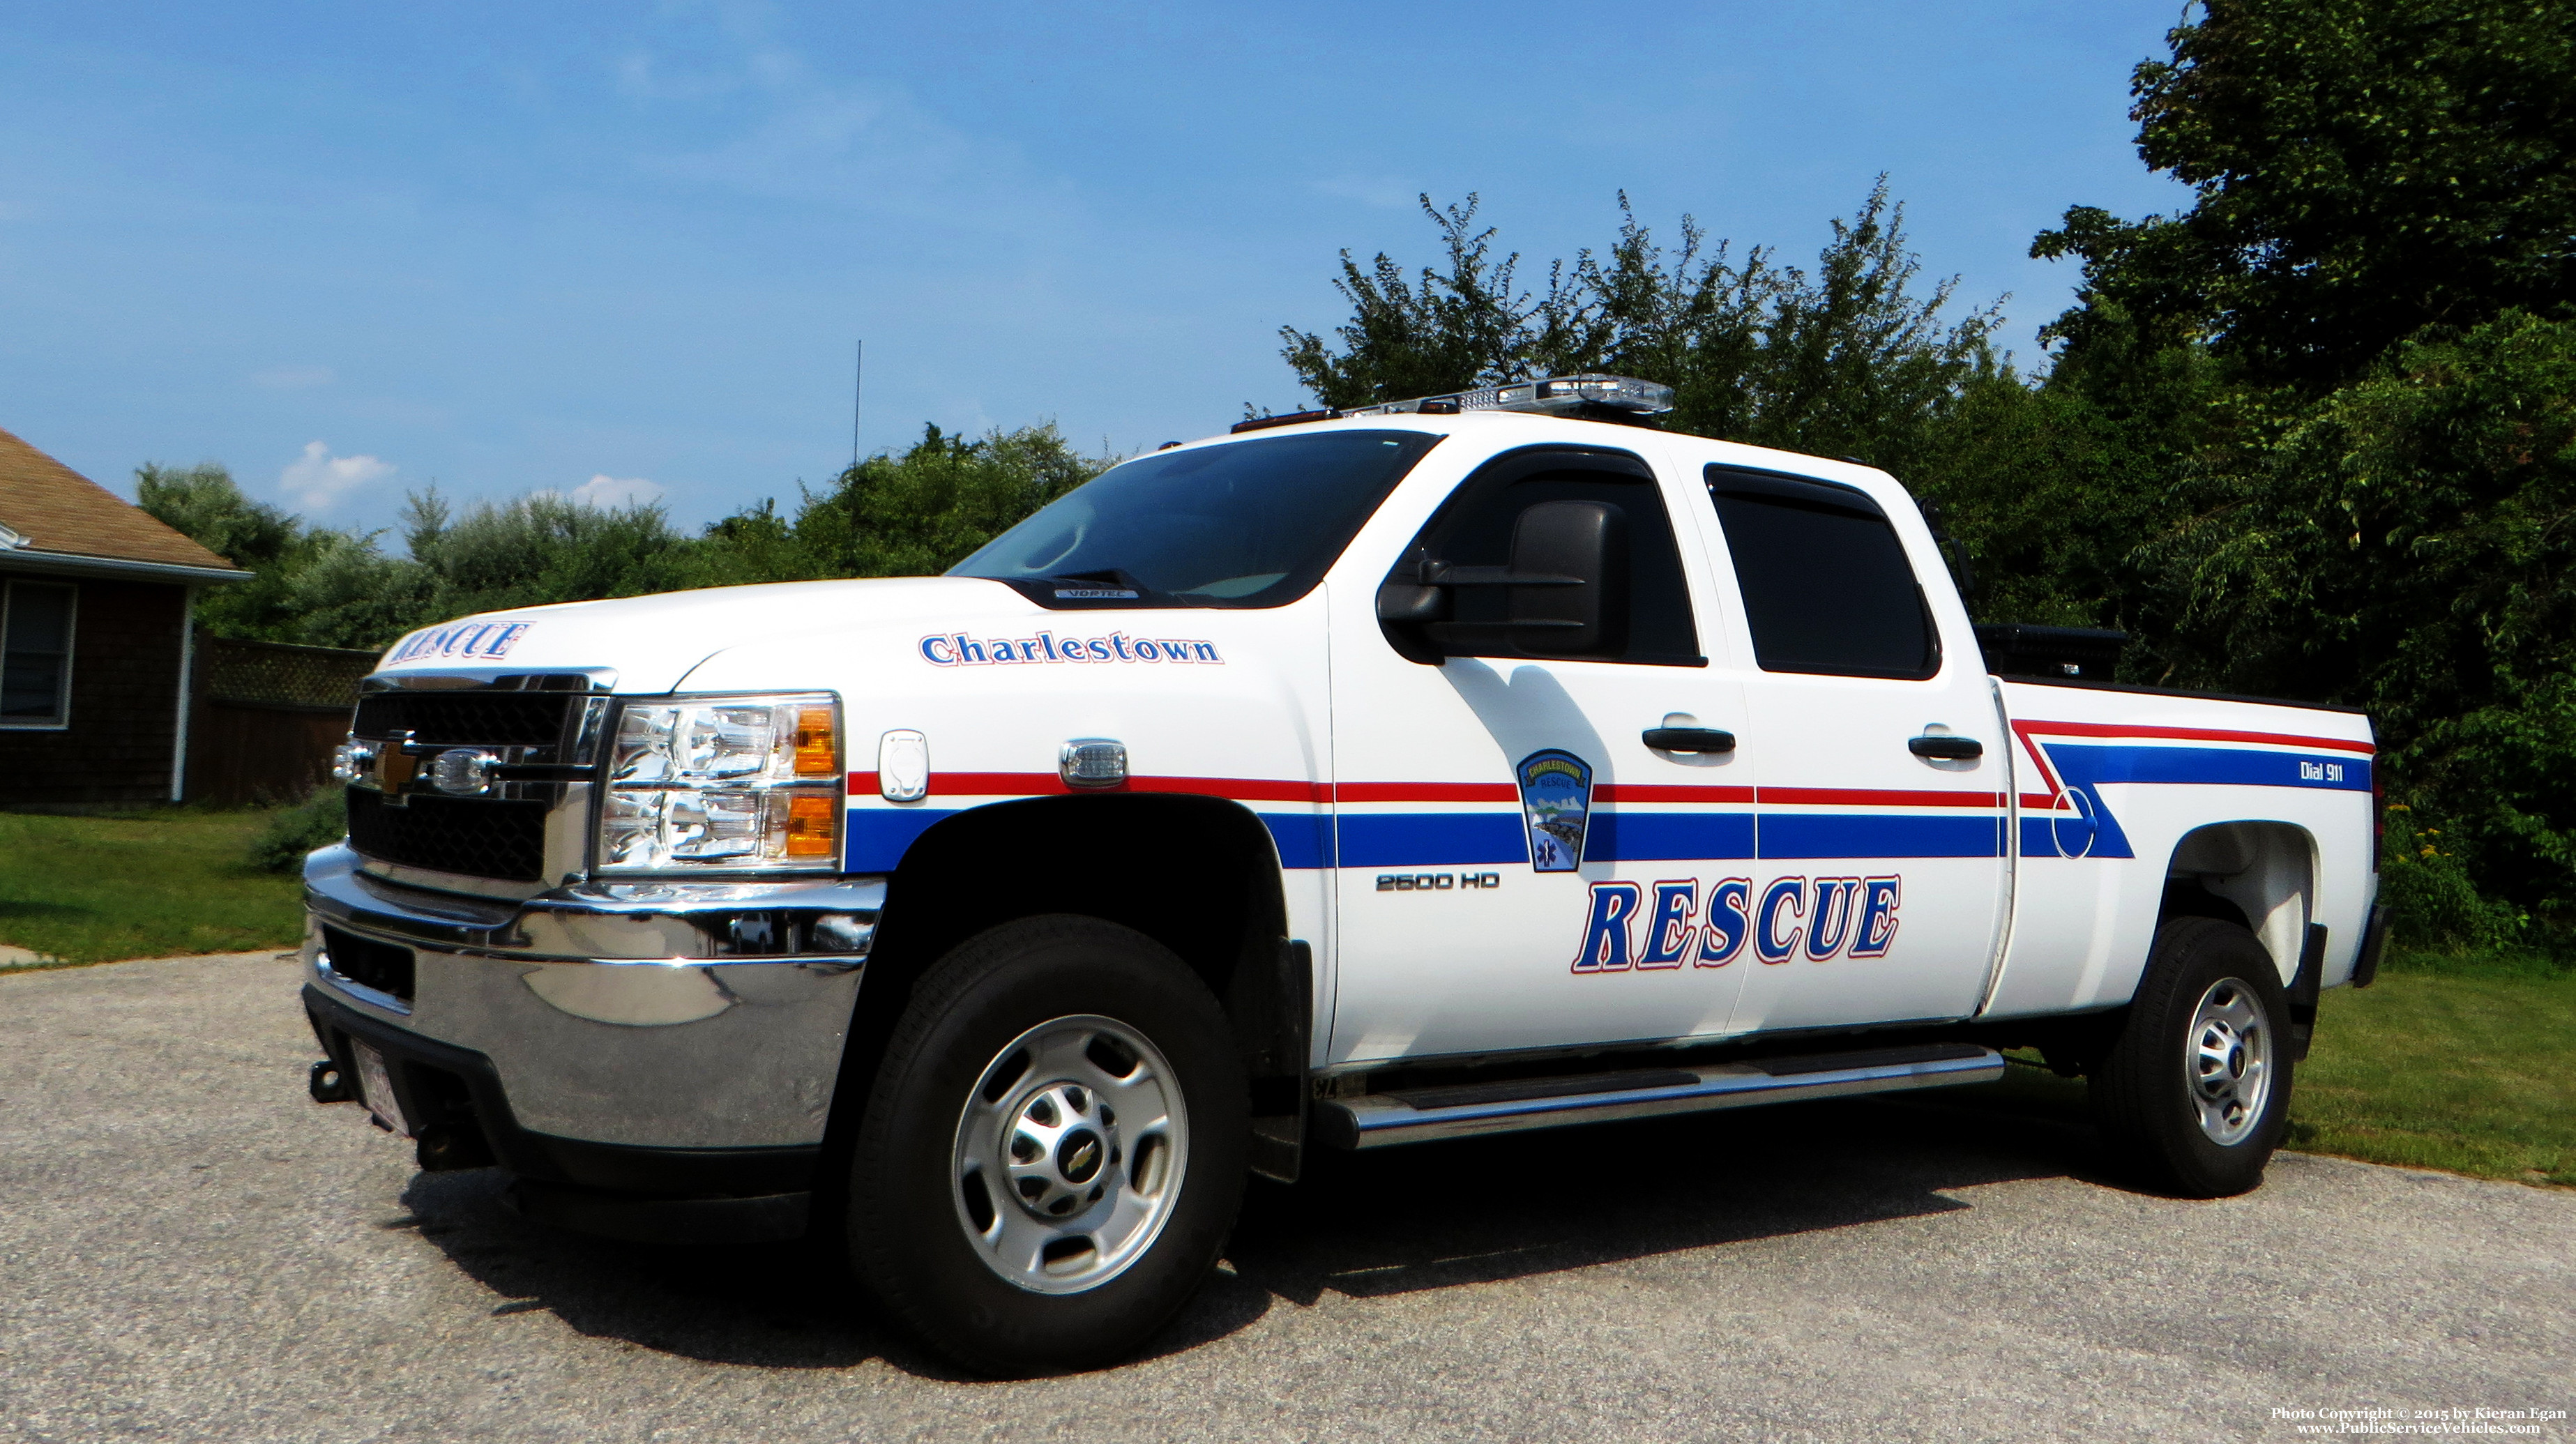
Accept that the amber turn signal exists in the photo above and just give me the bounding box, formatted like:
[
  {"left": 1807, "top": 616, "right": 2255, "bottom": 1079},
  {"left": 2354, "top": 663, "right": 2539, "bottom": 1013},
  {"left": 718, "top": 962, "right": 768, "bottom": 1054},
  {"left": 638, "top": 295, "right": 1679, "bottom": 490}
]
[
  {"left": 793, "top": 706, "right": 838, "bottom": 777},
  {"left": 785, "top": 792, "right": 838, "bottom": 859}
]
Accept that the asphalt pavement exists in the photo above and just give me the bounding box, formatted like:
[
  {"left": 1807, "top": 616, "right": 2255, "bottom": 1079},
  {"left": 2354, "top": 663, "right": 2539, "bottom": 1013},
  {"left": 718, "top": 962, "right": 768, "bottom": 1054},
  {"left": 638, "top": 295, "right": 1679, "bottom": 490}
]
[{"left": 2, "top": 952, "right": 2569, "bottom": 1443}]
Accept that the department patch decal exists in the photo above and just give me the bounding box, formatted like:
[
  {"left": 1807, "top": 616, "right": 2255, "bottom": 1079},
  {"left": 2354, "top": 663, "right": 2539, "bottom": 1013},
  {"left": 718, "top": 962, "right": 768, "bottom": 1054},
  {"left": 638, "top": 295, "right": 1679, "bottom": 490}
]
[{"left": 1516, "top": 748, "right": 1594, "bottom": 872}]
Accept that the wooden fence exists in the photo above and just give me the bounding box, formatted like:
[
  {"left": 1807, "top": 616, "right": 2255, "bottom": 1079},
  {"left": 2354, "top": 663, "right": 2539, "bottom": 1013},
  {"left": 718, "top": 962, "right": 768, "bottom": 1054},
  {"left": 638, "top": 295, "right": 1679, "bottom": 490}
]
[{"left": 186, "top": 635, "right": 375, "bottom": 805}]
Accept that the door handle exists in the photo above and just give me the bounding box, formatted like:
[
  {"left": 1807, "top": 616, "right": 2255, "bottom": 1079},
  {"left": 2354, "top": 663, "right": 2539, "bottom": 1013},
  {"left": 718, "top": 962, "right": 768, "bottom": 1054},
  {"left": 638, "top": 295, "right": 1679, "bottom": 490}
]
[
  {"left": 1644, "top": 727, "right": 1737, "bottom": 754},
  {"left": 1909, "top": 734, "right": 1983, "bottom": 759}
]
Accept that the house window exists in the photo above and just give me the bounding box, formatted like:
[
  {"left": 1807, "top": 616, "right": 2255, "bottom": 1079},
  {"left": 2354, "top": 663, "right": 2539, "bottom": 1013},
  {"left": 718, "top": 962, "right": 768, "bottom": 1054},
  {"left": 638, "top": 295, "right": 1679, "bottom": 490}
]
[{"left": 1, "top": 581, "right": 76, "bottom": 727}]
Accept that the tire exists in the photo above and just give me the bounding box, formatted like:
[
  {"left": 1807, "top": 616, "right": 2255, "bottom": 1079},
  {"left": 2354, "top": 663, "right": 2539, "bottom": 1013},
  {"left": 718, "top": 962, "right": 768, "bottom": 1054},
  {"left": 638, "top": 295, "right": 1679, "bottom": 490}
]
[
  {"left": 2089, "top": 915, "right": 2294, "bottom": 1198},
  {"left": 846, "top": 915, "right": 1248, "bottom": 1376}
]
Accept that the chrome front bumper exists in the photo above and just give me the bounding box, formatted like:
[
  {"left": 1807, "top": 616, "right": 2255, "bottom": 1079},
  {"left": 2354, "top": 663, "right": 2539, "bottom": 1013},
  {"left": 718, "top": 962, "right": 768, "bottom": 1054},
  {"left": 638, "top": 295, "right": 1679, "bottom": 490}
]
[{"left": 302, "top": 844, "right": 877, "bottom": 1150}]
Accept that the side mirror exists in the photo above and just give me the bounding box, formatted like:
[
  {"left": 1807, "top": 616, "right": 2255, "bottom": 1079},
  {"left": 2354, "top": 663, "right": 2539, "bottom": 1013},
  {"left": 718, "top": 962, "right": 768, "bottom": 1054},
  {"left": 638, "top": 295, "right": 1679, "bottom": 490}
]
[
  {"left": 1508, "top": 499, "right": 1627, "bottom": 658},
  {"left": 1374, "top": 499, "right": 1628, "bottom": 660}
]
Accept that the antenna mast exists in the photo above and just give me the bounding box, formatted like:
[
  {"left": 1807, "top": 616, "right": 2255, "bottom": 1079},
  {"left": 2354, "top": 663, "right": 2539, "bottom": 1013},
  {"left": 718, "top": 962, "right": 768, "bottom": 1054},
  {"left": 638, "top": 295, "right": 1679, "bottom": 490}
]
[{"left": 850, "top": 339, "right": 864, "bottom": 475}]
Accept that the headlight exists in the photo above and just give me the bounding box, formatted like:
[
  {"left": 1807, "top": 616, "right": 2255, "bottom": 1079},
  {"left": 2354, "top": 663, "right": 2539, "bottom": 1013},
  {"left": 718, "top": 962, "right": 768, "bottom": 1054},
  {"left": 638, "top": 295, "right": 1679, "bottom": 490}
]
[{"left": 596, "top": 694, "right": 841, "bottom": 872}]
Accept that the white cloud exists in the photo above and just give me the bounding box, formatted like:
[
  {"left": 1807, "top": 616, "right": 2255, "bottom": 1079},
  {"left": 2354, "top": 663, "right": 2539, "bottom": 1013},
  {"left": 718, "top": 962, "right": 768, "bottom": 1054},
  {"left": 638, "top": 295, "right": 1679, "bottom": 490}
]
[
  {"left": 559, "top": 473, "right": 667, "bottom": 508},
  {"left": 279, "top": 441, "right": 395, "bottom": 511},
  {"left": 250, "top": 365, "right": 335, "bottom": 390}
]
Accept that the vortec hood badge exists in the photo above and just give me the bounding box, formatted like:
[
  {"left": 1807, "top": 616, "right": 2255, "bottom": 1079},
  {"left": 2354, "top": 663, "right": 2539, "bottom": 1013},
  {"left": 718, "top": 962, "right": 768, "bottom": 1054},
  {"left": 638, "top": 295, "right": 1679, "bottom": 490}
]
[{"left": 1517, "top": 749, "right": 1594, "bottom": 872}]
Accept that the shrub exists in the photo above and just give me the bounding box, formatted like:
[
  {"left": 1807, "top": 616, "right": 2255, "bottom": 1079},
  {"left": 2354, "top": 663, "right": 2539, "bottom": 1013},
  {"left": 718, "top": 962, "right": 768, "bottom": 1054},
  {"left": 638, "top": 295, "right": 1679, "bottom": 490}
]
[{"left": 248, "top": 789, "right": 347, "bottom": 874}]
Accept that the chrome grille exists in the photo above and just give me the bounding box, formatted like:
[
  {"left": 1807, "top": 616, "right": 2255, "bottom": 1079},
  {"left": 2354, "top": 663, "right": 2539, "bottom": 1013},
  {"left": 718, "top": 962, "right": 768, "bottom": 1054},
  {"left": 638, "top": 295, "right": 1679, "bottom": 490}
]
[
  {"left": 351, "top": 692, "right": 575, "bottom": 750},
  {"left": 342, "top": 680, "right": 603, "bottom": 888},
  {"left": 346, "top": 789, "right": 552, "bottom": 882}
]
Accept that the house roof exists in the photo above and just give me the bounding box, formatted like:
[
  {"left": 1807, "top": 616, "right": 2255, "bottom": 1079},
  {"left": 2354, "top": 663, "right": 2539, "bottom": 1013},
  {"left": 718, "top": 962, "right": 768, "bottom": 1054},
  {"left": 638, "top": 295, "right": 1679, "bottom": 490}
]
[{"left": 0, "top": 425, "right": 241, "bottom": 572}]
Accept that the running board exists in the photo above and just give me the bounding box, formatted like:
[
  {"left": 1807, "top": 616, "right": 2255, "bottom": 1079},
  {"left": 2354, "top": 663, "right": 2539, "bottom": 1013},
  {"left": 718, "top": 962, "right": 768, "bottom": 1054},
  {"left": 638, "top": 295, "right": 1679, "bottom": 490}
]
[{"left": 1312, "top": 1043, "right": 2004, "bottom": 1150}]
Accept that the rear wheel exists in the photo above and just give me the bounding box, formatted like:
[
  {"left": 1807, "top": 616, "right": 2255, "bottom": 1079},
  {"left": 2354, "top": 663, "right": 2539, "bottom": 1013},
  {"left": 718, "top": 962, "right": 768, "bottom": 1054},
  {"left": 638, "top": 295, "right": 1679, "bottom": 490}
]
[
  {"left": 846, "top": 915, "right": 1247, "bottom": 1376},
  {"left": 2089, "top": 915, "right": 2293, "bottom": 1197}
]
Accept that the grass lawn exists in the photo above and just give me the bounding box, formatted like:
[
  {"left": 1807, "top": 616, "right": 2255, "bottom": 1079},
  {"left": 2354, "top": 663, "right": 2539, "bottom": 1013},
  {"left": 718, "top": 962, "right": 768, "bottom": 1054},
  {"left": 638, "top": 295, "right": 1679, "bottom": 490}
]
[
  {"left": 1955, "top": 952, "right": 2575, "bottom": 1190},
  {"left": 2289, "top": 955, "right": 2576, "bottom": 1187},
  {"left": 0, "top": 808, "right": 305, "bottom": 966}
]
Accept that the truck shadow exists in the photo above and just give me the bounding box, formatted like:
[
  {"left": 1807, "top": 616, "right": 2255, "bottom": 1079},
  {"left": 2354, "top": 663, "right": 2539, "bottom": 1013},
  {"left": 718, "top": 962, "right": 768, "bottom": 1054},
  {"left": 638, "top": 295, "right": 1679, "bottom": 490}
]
[
  {"left": 1223, "top": 1090, "right": 2098, "bottom": 1309},
  {"left": 393, "top": 1088, "right": 2101, "bottom": 1380}
]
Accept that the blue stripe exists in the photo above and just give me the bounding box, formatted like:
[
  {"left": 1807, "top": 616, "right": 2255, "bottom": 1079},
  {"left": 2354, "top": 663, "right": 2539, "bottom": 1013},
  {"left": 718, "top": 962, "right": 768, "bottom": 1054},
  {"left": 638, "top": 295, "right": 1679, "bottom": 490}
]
[
  {"left": 852, "top": 803, "right": 2022, "bottom": 872},
  {"left": 843, "top": 807, "right": 955, "bottom": 872},
  {"left": 1336, "top": 813, "right": 1529, "bottom": 868},
  {"left": 1590, "top": 811, "right": 1757, "bottom": 862},
  {"left": 2048, "top": 743, "right": 2371, "bottom": 791},
  {"left": 1757, "top": 813, "right": 2002, "bottom": 860},
  {"left": 847, "top": 806, "right": 1339, "bottom": 873},
  {"left": 1259, "top": 813, "right": 1335, "bottom": 869}
]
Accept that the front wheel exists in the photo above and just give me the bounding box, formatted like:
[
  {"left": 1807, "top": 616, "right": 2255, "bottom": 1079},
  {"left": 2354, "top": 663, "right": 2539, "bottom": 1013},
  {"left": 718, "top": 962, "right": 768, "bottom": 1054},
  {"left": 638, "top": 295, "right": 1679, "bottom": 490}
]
[
  {"left": 2089, "top": 915, "right": 2294, "bottom": 1198},
  {"left": 846, "top": 915, "right": 1248, "bottom": 1376}
]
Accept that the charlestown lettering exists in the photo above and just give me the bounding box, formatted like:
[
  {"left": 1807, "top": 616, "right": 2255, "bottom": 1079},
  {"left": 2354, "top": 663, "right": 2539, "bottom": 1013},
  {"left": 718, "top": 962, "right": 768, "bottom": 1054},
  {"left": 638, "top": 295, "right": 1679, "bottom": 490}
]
[{"left": 918, "top": 632, "right": 1225, "bottom": 667}]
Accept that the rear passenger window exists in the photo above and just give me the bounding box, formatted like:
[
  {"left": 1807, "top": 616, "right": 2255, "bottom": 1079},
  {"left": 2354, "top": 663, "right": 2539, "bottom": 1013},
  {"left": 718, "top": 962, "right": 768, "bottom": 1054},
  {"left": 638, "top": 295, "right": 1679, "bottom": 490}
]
[{"left": 1705, "top": 466, "right": 1938, "bottom": 679}]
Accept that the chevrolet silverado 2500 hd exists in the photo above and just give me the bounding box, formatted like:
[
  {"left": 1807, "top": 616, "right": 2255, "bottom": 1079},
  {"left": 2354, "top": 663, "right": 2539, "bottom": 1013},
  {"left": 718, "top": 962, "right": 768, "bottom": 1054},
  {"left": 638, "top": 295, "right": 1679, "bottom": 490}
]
[{"left": 300, "top": 374, "right": 2387, "bottom": 1374}]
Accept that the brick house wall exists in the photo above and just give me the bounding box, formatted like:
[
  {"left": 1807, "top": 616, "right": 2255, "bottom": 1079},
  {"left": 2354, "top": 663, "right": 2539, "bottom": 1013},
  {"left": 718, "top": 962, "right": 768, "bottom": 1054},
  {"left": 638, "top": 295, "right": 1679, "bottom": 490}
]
[{"left": 0, "top": 577, "right": 188, "bottom": 806}]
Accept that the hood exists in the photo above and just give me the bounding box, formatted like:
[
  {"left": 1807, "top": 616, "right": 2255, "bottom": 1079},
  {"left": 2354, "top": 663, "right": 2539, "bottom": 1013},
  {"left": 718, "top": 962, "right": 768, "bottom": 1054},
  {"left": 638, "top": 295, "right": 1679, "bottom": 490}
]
[{"left": 371, "top": 575, "right": 1044, "bottom": 693}]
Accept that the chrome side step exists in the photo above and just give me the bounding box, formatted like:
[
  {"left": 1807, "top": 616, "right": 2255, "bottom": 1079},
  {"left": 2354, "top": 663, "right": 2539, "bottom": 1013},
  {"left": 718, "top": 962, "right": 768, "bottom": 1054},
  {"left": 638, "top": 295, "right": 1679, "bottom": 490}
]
[{"left": 1312, "top": 1043, "right": 2004, "bottom": 1150}]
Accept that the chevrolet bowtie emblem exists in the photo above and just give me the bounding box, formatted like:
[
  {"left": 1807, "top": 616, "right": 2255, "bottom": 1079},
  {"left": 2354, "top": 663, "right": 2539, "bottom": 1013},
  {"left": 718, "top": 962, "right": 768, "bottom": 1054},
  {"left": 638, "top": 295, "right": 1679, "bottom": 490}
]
[{"left": 373, "top": 731, "right": 423, "bottom": 804}]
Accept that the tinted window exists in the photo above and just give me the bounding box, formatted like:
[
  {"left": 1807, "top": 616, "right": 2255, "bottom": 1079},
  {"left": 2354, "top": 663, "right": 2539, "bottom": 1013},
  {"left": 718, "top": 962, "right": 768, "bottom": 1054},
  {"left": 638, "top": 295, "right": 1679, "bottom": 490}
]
[
  {"left": 951, "top": 430, "right": 1441, "bottom": 609},
  {"left": 1400, "top": 448, "right": 1700, "bottom": 665},
  {"left": 1, "top": 582, "right": 74, "bottom": 723},
  {"left": 1706, "top": 467, "right": 1937, "bottom": 678}
]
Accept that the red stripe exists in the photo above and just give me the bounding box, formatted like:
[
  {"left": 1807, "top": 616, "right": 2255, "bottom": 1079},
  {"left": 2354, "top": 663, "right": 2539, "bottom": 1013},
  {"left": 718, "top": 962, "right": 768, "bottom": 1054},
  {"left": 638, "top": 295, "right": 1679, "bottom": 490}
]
[
  {"left": 840, "top": 770, "right": 1333, "bottom": 803},
  {"left": 1596, "top": 782, "right": 1757, "bottom": 804},
  {"left": 939, "top": 772, "right": 1333, "bottom": 802},
  {"left": 1146, "top": 775, "right": 1329, "bottom": 803},
  {"left": 2015, "top": 719, "right": 2375, "bottom": 754},
  {"left": 2018, "top": 792, "right": 2065, "bottom": 812},
  {"left": 1757, "top": 786, "right": 2003, "bottom": 809},
  {"left": 2009, "top": 717, "right": 2375, "bottom": 798},
  {"left": 848, "top": 771, "right": 1995, "bottom": 810},
  {"left": 1335, "top": 781, "right": 1520, "bottom": 803},
  {"left": 933, "top": 771, "right": 1068, "bottom": 796}
]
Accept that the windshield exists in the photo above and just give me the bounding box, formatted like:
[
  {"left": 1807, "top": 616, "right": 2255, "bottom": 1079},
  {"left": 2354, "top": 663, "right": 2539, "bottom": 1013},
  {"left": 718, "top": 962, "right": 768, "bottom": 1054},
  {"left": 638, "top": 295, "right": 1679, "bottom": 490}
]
[{"left": 949, "top": 429, "right": 1443, "bottom": 608}]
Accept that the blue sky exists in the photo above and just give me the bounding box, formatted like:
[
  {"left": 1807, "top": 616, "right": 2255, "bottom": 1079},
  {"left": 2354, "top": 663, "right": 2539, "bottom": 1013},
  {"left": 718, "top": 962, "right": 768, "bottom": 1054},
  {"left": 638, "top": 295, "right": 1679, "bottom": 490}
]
[{"left": 0, "top": 2, "right": 2194, "bottom": 537}]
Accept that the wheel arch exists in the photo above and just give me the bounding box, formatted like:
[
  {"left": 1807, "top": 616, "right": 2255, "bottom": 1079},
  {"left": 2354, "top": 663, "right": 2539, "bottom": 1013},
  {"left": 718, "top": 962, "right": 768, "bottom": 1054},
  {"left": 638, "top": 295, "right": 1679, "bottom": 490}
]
[
  {"left": 2161, "top": 820, "right": 2317, "bottom": 985},
  {"left": 821, "top": 793, "right": 1308, "bottom": 1191}
]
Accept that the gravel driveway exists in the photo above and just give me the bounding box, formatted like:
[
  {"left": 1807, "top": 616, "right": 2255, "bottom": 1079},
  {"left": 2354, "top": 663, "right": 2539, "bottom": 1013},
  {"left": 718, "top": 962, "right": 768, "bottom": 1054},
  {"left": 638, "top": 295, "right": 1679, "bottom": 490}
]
[{"left": 2, "top": 952, "right": 2568, "bottom": 1443}]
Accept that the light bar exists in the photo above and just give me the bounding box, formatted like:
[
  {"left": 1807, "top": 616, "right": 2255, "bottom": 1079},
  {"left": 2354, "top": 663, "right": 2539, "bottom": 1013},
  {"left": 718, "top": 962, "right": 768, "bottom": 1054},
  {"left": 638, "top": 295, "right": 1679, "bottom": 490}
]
[
  {"left": 1340, "top": 374, "right": 1674, "bottom": 420},
  {"left": 1231, "top": 373, "right": 1676, "bottom": 434}
]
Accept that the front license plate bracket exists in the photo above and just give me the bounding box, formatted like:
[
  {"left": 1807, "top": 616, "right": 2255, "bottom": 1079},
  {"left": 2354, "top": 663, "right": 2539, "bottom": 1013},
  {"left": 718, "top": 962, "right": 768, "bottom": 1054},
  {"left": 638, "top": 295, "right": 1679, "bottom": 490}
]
[{"left": 353, "top": 1041, "right": 411, "bottom": 1137}]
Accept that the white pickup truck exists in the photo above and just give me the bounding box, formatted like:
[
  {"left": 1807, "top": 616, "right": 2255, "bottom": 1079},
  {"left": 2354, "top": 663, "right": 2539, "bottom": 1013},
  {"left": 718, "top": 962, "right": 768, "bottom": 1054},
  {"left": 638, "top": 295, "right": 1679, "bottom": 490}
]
[{"left": 300, "top": 374, "right": 2387, "bottom": 1374}]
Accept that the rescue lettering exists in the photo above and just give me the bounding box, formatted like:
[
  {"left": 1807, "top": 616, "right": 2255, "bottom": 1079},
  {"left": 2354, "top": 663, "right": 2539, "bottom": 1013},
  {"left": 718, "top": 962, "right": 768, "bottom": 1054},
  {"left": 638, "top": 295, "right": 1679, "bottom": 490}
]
[
  {"left": 384, "top": 621, "right": 532, "bottom": 665},
  {"left": 1574, "top": 875, "right": 1902, "bottom": 975}
]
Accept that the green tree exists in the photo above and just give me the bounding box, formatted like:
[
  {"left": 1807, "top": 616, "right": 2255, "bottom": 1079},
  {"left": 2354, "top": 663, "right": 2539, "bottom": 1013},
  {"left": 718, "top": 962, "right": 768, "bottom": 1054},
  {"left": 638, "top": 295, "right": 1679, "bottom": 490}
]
[
  {"left": 1278, "top": 195, "right": 1554, "bottom": 410},
  {"left": 133, "top": 462, "right": 328, "bottom": 641},
  {"left": 1277, "top": 183, "right": 2102, "bottom": 630},
  {"left": 140, "top": 420, "right": 1105, "bottom": 654},
  {"left": 2036, "top": 0, "right": 2576, "bottom": 394},
  {"left": 2142, "top": 312, "right": 2576, "bottom": 929},
  {"left": 698, "top": 421, "right": 1106, "bottom": 584},
  {"left": 404, "top": 489, "right": 699, "bottom": 617},
  {"left": 1278, "top": 182, "right": 2008, "bottom": 479}
]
